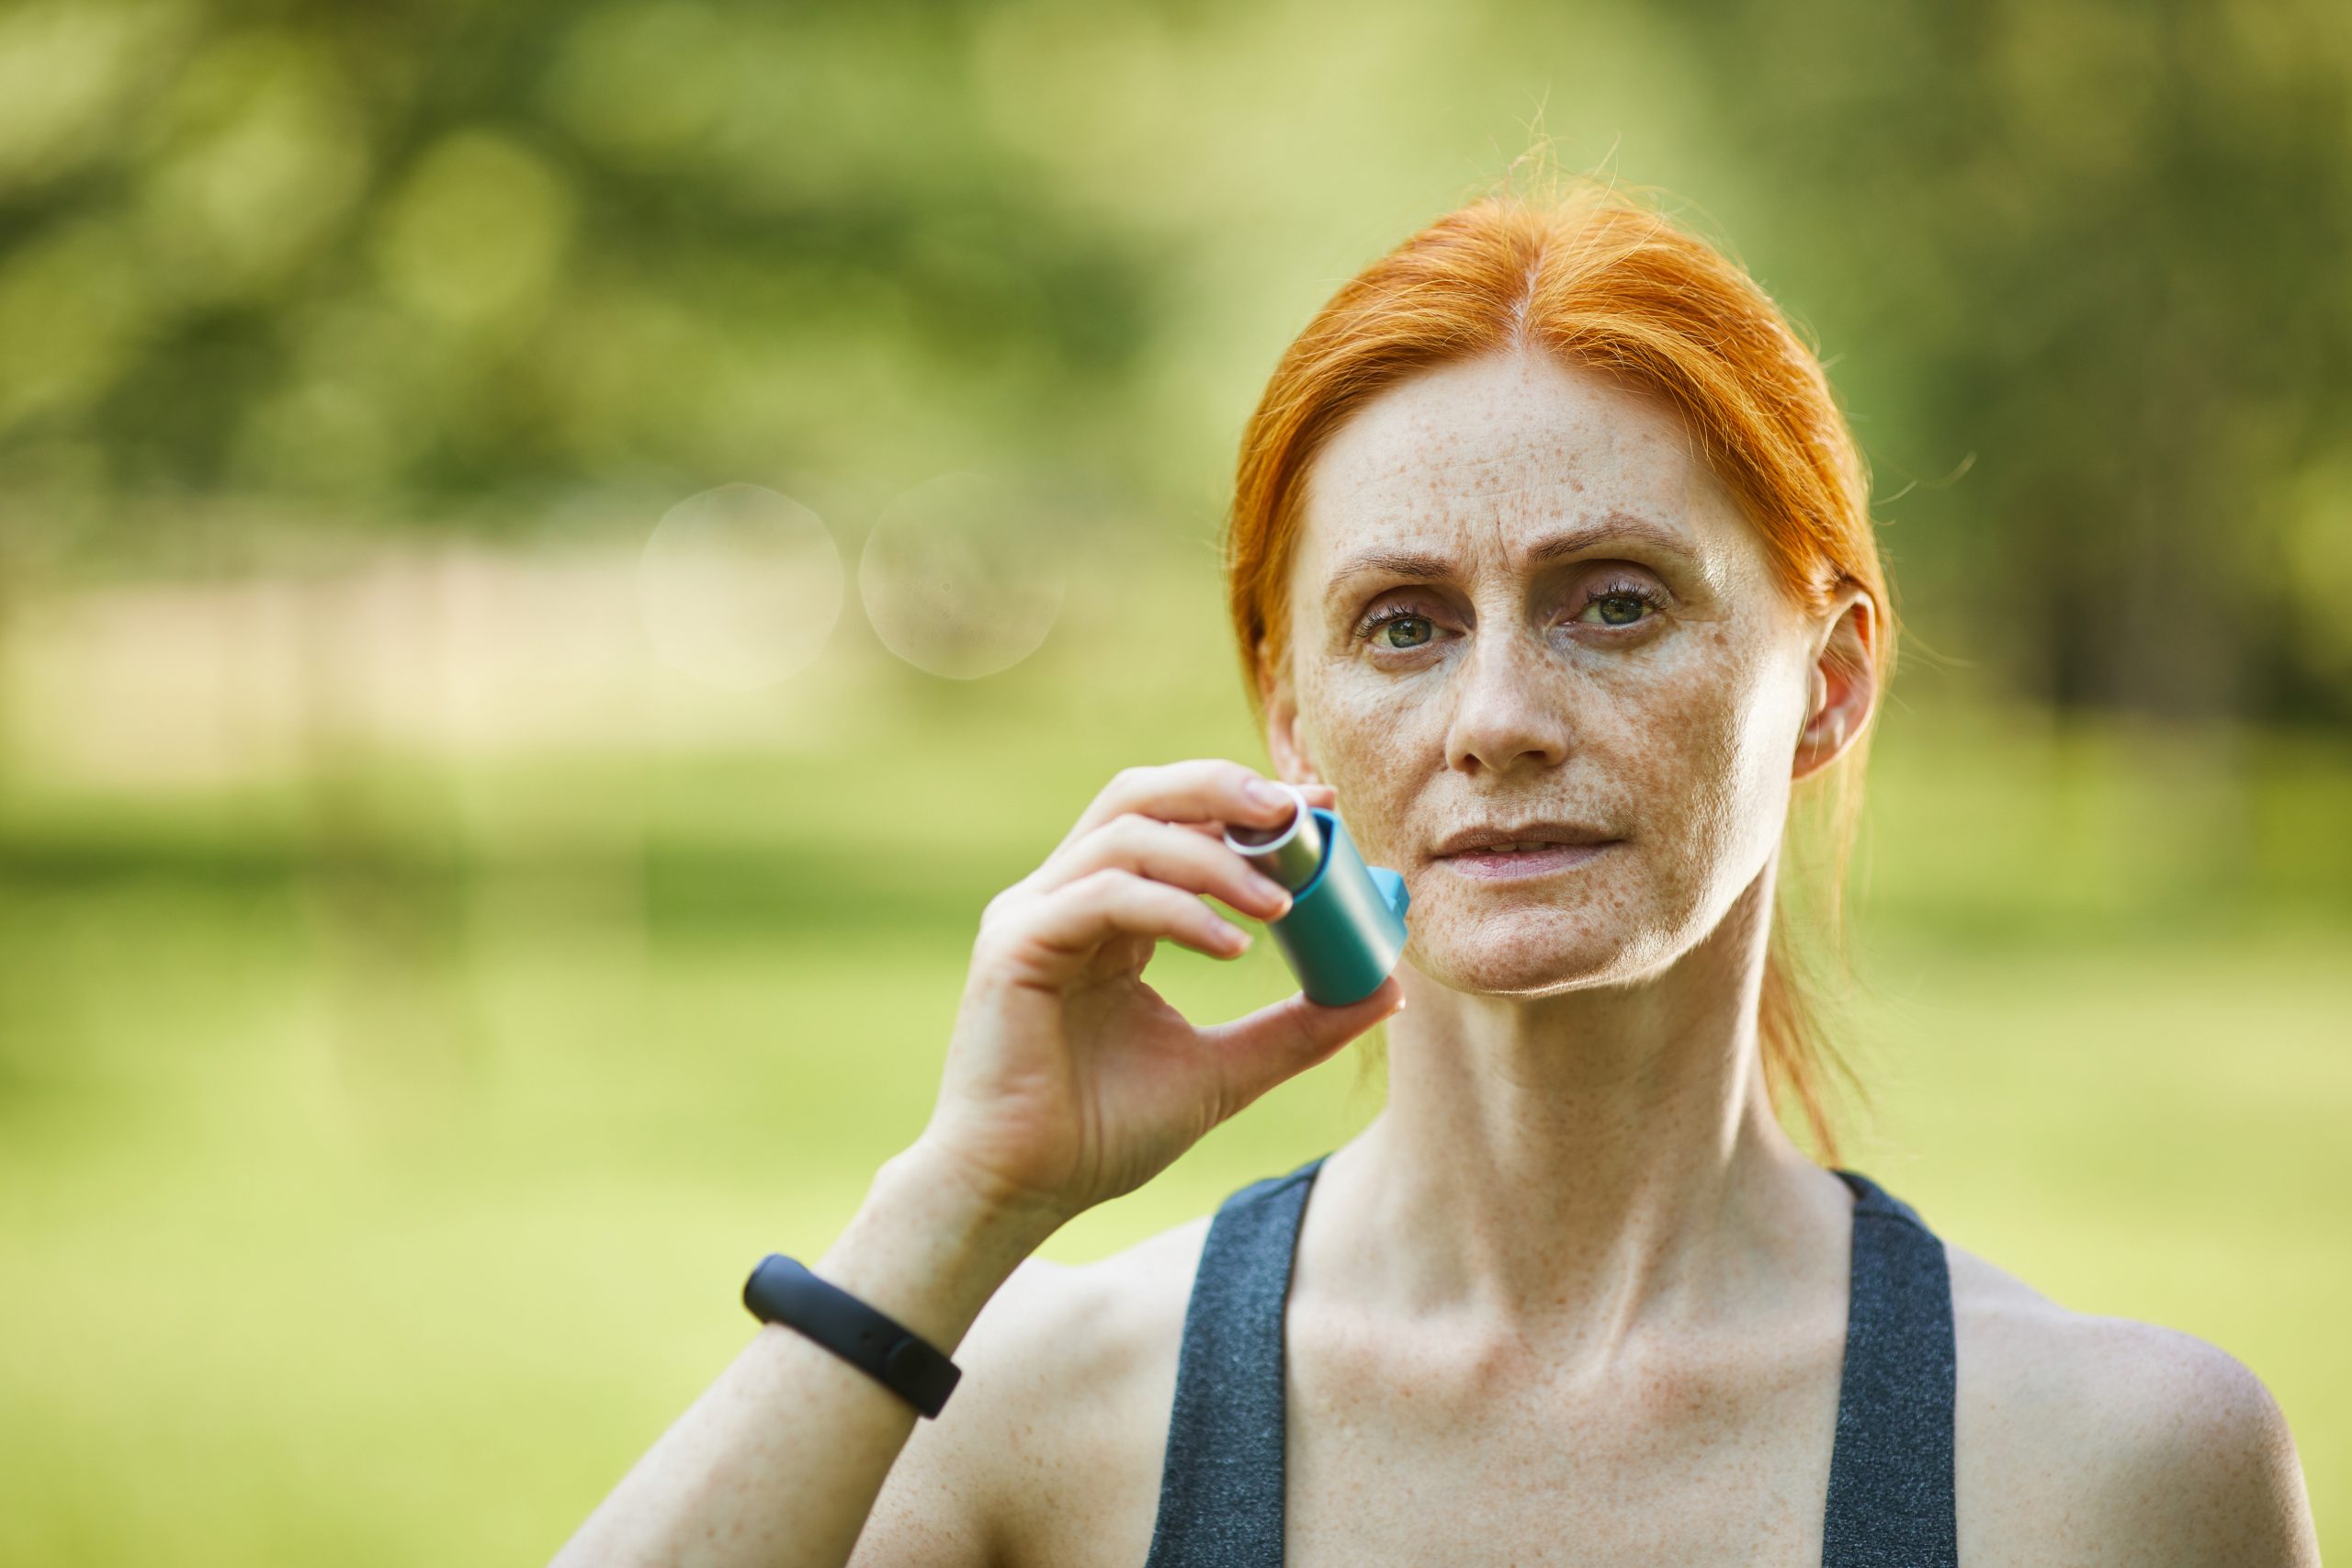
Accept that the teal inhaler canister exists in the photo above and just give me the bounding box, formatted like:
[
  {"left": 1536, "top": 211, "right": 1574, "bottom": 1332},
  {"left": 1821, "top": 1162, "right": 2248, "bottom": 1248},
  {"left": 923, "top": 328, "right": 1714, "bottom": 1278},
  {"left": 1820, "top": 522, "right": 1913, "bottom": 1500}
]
[{"left": 1223, "top": 782, "right": 1410, "bottom": 1006}]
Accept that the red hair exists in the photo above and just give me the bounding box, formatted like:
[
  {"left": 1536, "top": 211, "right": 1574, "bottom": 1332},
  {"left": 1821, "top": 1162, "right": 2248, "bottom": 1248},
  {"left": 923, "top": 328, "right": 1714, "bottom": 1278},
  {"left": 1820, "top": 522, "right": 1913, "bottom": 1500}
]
[{"left": 1222, "top": 175, "right": 1894, "bottom": 1163}]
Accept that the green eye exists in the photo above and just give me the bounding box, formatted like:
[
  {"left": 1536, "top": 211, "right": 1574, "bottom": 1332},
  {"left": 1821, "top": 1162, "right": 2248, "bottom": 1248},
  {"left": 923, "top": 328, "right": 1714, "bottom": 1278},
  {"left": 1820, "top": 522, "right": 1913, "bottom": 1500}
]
[
  {"left": 1581, "top": 592, "right": 1656, "bottom": 626},
  {"left": 1381, "top": 615, "right": 1433, "bottom": 649}
]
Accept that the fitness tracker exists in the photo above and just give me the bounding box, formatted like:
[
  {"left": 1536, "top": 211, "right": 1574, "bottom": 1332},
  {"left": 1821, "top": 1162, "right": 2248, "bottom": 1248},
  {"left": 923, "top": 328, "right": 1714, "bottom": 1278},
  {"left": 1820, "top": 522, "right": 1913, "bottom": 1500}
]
[{"left": 741, "top": 1254, "right": 962, "bottom": 1418}]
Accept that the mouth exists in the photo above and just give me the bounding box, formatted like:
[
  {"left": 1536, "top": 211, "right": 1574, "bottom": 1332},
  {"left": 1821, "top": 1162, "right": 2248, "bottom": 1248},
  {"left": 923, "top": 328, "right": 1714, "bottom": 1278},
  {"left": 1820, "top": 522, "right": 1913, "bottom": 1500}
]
[
  {"left": 1433, "top": 840, "right": 1618, "bottom": 879},
  {"left": 1430, "top": 824, "right": 1621, "bottom": 880}
]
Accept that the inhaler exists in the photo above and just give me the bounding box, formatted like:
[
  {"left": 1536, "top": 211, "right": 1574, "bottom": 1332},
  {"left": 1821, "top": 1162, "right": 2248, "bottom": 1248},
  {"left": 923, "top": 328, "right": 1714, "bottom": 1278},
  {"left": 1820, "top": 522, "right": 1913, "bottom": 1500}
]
[{"left": 1222, "top": 782, "right": 1411, "bottom": 1007}]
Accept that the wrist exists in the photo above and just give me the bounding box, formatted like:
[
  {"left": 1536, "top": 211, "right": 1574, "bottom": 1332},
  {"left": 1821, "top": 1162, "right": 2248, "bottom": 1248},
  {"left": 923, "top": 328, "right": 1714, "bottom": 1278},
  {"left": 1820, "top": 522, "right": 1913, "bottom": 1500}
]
[
  {"left": 808, "top": 1145, "right": 1066, "bottom": 1355},
  {"left": 893, "top": 1136, "right": 1076, "bottom": 1239}
]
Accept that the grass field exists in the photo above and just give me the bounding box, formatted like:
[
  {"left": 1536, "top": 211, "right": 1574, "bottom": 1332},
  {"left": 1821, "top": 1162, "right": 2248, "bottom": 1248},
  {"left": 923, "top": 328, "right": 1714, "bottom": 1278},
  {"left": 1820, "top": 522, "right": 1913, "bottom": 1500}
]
[{"left": 1, "top": 546, "right": 2344, "bottom": 1562}]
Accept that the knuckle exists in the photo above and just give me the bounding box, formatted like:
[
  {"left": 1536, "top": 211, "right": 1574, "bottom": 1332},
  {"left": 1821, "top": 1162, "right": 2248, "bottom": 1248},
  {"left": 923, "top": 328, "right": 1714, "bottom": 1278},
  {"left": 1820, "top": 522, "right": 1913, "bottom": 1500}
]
[
  {"left": 1103, "top": 809, "right": 1157, "bottom": 841},
  {"left": 1100, "top": 817, "right": 1192, "bottom": 876},
  {"left": 974, "top": 891, "right": 1023, "bottom": 942},
  {"left": 980, "top": 877, "right": 1030, "bottom": 925},
  {"left": 1068, "top": 865, "right": 1126, "bottom": 902}
]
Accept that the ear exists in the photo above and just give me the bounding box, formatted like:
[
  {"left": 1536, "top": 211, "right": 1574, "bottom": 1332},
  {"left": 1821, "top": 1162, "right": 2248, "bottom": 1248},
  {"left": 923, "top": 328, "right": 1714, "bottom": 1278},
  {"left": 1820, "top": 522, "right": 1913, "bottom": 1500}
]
[
  {"left": 1257, "top": 655, "right": 1327, "bottom": 788},
  {"left": 1792, "top": 589, "right": 1878, "bottom": 782}
]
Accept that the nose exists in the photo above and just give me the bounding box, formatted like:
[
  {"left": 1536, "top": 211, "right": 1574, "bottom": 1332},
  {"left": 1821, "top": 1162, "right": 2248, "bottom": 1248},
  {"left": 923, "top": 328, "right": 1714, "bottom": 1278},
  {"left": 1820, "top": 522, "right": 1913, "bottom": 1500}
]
[{"left": 1442, "top": 622, "right": 1573, "bottom": 778}]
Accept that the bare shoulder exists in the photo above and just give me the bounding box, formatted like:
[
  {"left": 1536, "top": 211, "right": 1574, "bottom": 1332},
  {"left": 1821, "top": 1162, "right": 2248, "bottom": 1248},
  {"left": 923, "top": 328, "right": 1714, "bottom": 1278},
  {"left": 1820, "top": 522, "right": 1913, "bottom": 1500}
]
[
  {"left": 854, "top": 1212, "right": 1211, "bottom": 1568},
  {"left": 1945, "top": 1240, "right": 2322, "bottom": 1566}
]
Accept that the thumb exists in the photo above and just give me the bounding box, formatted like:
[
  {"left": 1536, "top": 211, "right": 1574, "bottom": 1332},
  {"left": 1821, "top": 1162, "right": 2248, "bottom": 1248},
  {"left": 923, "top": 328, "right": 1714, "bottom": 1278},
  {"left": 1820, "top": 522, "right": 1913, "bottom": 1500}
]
[{"left": 1202, "top": 976, "right": 1406, "bottom": 1115}]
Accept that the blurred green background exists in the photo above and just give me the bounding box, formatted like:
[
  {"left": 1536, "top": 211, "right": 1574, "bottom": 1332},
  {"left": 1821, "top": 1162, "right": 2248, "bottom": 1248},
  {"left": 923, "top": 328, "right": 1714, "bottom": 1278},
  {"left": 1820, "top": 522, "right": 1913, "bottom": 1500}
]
[{"left": 1, "top": 0, "right": 2346, "bottom": 1562}]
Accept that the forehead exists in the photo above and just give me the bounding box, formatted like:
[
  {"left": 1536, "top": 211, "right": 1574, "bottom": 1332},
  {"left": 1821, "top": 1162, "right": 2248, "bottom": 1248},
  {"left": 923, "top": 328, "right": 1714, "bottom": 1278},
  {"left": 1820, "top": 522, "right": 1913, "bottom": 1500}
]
[{"left": 1291, "top": 348, "right": 1750, "bottom": 599}]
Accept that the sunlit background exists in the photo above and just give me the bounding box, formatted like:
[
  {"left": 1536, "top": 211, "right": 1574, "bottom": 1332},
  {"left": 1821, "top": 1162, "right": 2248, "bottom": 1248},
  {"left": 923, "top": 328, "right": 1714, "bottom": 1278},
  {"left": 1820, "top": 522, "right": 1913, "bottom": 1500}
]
[{"left": 2, "top": 1, "right": 2346, "bottom": 1562}]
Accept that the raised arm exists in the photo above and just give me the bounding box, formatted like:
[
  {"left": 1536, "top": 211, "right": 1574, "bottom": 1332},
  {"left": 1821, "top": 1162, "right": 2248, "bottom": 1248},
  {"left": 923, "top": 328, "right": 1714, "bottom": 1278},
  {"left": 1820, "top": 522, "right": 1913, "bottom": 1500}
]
[{"left": 547, "top": 761, "right": 1407, "bottom": 1568}]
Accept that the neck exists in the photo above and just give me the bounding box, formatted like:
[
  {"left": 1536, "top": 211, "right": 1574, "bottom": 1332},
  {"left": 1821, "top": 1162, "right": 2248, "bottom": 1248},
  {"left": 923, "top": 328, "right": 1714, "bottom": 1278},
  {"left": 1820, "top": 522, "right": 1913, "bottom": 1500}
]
[{"left": 1312, "top": 864, "right": 1845, "bottom": 1350}]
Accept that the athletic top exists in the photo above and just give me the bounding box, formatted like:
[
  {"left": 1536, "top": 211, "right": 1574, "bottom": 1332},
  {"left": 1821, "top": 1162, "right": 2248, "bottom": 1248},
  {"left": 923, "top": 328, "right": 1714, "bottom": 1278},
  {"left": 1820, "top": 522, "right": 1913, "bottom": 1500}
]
[{"left": 1139, "top": 1153, "right": 1958, "bottom": 1567}]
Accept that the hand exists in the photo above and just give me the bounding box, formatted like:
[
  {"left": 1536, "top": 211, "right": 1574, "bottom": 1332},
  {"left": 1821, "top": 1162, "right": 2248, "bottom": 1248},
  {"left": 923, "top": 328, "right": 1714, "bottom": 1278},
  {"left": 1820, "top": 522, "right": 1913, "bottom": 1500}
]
[{"left": 909, "top": 761, "right": 1406, "bottom": 1229}]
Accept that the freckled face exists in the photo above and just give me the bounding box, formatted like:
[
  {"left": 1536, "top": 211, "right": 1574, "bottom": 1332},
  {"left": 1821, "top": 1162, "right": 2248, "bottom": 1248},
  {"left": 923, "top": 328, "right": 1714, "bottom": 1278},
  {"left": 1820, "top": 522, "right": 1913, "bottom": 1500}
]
[{"left": 1272, "top": 348, "right": 1817, "bottom": 996}]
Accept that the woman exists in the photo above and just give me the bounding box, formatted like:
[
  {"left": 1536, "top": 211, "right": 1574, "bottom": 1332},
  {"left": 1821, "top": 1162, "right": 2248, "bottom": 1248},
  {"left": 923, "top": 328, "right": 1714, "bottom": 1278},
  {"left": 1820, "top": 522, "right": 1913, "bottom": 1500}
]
[{"left": 553, "top": 182, "right": 2323, "bottom": 1566}]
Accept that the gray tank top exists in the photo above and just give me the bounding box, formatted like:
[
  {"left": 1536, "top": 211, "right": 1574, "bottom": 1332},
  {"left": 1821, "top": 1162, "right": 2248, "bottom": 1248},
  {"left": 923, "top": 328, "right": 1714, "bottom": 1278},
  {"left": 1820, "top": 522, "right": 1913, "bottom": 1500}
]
[{"left": 1140, "top": 1154, "right": 1958, "bottom": 1567}]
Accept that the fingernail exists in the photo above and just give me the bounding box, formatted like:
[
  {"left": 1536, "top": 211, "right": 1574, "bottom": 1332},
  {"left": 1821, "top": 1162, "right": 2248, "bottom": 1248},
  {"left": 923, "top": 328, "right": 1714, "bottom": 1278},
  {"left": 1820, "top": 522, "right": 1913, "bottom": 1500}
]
[{"left": 1246, "top": 779, "right": 1291, "bottom": 809}]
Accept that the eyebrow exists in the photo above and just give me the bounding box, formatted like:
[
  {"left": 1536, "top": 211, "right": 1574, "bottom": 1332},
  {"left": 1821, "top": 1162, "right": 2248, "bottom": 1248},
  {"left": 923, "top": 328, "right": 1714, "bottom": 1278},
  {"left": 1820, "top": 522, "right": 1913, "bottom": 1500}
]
[{"left": 1322, "top": 512, "right": 1701, "bottom": 604}]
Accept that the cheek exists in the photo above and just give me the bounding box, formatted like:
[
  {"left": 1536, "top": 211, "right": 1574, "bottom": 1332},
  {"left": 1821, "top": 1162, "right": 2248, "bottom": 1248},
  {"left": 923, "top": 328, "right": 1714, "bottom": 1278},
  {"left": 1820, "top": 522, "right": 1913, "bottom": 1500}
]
[
  {"left": 1306, "top": 667, "right": 1409, "bottom": 758},
  {"left": 1604, "top": 623, "right": 1796, "bottom": 885},
  {"left": 1290, "top": 662, "right": 1441, "bottom": 862}
]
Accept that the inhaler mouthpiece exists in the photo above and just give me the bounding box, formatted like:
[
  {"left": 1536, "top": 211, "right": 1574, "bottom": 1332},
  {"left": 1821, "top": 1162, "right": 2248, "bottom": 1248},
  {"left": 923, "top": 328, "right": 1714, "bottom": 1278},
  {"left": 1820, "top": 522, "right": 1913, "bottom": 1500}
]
[
  {"left": 1222, "top": 782, "right": 1411, "bottom": 1007},
  {"left": 1223, "top": 783, "right": 1327, "bottom": 891}
]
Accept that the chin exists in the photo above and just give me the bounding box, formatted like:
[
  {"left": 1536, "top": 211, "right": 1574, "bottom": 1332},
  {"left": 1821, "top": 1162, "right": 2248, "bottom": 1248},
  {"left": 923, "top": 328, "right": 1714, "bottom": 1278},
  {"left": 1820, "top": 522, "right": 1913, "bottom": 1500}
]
[{"left": 1409, "top": 902, "right": 1679, "bottom": 997}]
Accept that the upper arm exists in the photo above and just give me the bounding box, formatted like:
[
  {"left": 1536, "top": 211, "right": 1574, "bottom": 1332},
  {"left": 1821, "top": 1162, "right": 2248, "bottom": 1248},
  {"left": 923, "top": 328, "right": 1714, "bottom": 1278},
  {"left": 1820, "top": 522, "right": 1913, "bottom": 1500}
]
[
  {"left": 849, "top": 1218, "right": 1202, "bottom": 1568},
  {"left": 847, "top": 1257, "right": 1073, "bottom": 1568},
  {"left": 2091, "top": 1327, "right": 2322, "bottom": 1567},
  {"left": 847, "top": 1416, "right": 998, "bottom": 1568}
]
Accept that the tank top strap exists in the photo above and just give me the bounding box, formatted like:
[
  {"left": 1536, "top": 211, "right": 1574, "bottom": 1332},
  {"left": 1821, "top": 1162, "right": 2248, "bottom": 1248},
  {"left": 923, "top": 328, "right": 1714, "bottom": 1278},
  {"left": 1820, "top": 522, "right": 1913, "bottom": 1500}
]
[
  {"left": 1821, "top": 1168, "right": 1960, "bottom": 1567},
  {"left": 1140, "top": 1153, "right": 1327, "bottom": 1568}
]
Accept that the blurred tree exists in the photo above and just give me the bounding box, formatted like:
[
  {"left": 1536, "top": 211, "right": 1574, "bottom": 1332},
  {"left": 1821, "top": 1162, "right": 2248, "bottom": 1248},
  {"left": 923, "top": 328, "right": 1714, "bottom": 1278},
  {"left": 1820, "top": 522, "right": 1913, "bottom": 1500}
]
[
  {"left": 0, "top": 0, "right": 2347, "bottom": 723},
  {"left": 0, "top": 1, "right": 1159, "bottom": 526},
  {"left": 1673, "top": 0, "right": 2352, "bottom": 721}
]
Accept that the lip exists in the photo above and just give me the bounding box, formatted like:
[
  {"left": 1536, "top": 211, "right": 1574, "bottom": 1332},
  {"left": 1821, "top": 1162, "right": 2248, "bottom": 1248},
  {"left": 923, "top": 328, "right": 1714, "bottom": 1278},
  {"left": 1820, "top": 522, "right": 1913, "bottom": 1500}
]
[
  {"left": 1431, "top": 820, "right": 1615, "bottom": 858},
  {"left": 1430, "top": 820, "right": 1621, "bottom": 880},
  {"left": 1435, "top": 841, "right": 1617, "bottom": 879}
]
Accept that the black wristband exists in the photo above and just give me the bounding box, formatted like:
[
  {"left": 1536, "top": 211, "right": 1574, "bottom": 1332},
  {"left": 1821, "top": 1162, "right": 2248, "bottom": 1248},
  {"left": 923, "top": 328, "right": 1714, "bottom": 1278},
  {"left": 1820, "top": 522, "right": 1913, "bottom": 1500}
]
[{"left": 741, "top": 1254, "right": 963, "bottom": 1418}]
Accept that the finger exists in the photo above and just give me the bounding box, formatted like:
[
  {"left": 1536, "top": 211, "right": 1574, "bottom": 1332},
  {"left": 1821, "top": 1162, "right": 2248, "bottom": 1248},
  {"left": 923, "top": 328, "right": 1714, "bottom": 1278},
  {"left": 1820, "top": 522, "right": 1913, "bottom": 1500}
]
[
  {"left": 1164, "top": 783, "right": 1332, "bottom": 840},
  {"left": 1058, "top": 760, "right": 1301, "bottom": 856},
  {"left": 1013, "top": 868, "right": 1254, "bottom": 976},
  {"left": 1201, "top": 976, "right": 1407, "bottom": 1115},
  {"left": 1160, "top": 784, "right": 1339, "bottom": 857},
  {"left": 1035, "top": 813, "right": 1294, "bottom": 920}
]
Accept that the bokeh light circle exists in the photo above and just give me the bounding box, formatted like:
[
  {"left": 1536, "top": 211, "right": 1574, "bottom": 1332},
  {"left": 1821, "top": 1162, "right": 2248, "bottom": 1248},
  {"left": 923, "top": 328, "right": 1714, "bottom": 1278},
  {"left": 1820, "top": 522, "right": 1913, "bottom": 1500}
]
[
  {"left": 859, "top": 470, "right": 1067, "bottom": 680},
  {"left": 639, "top": 483, "right": 842, "bottom": 690}
]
